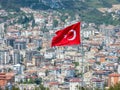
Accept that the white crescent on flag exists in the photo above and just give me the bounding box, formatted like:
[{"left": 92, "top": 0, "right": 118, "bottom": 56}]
[{"left": 68, "top": 30, "right": 76, "bottom": 41}]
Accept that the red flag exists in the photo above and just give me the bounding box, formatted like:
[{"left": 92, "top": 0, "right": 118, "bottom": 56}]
[{"left": 51, "top": 22, "right": 81, "bottom": 47}]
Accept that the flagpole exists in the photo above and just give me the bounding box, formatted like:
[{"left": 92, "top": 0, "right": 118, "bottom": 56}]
[
  {"left": 81, "top": 42, "right": 84, "bottom": 89},
  {"left": 81, "top": 25, "right": 84, "bottom": 90}
]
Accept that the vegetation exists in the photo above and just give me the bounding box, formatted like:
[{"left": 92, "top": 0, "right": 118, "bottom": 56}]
[
  {"left": 35, "top": 84, "right": 49, "bottom": 90},
  {"left": 118, "top": 57, "right": 120, "bottom": 62},
  {"left": 0, "top": 0, "right": 50, "bottom": 11},
  {"left": 73, "top": 62, "right": 79, "bottom": 67},
  {"left": 22, "top": 77, "right": 42, "bottom": 84},
  {"left": 37, "top": 46, "right": 42, "bottom": 51},
  {"left": 108, "top": 83, "right": 120, "bottom": 90},
  {"left": 5, "top": 82, "right": 120, "bottom": 90},
  {"left": 6, "top": 77, "right": 49, "bottom": 90},
  {"left": 5, "top": 84, "right": 49, "bottom": 90},
  {"left": 53, "top": 19, "right": 58, "bottom": 27},
  {"left": 75, "top": 85, "right": 103, "bottom": 90},
  {"left": 6, "top": 86, "right": 19, "bottom": 90}
]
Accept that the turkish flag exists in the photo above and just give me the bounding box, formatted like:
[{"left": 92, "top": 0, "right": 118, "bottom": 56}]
[{"left": 51, "top": 22, "right": 81, "bottom": 47}]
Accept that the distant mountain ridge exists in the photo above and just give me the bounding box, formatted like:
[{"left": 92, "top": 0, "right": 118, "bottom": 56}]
[{"left": 0, "top": 0, "right": 120, "bottom": 10}]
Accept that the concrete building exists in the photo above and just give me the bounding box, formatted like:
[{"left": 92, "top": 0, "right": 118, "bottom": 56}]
[
  {"left": 13, "top": 64, "right": 25, "bottom": 74},
  {"left": 0, "top": 23, "right": 4, "bottom": 38},
  {"left": 14, "top": 39, "right": 26, "bottom": 50},
  {"left": 69, "top": 78, "right": 82, "bottom": 90},
  {"left": 0, "top": 49, "right": 10, "bottom": 65},
  {"left": 12, "top": 50, "right": 23, "bottom": 65}
]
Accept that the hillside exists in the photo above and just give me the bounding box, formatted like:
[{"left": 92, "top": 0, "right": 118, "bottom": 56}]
[
  {"left": 0, "top": 0, "right": 120, "bottom": 25},
  {"left": 0, "top": 0, "right": 120, "bottom": 10}
]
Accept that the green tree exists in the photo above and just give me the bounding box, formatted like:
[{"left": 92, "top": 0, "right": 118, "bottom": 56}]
[
  {"left": 60, "top": 15, "right": 68, "bottom": 22},
  {"left": 53, "top": 19, "right": 58, "bottom": 27},
  {"left": 4, "top": 23, "right": 7, "bottom": 33},
  {"left": 12, "top": 86, "right": 19, "bottom": 90},
  {"left": 35, "top": 84, "right": 49, "bottom": 90},
  {"left": 28, "top": 78, "right": 34, "bottom": 84},
  {"left": 118, "top": 57, "right": 120, "bottom": 63},
  {"left": 41, "top": 26, "right": 49, "bottom": 33},
  {"left": 39, "top": 84, "right": 49, "bottom": 90},
  {"left": 45, "top": 70, "right": 49, "bottom": 76},
  {"left": 35, "top": 78, "right": 42, "bottom": 85},
  {"left": 6, "top": 85, "right": 19, "bottom": 90},
  {"left": 37, "top": 46, "right": 42, "bottom": 51},
  {"left": 108, "top": 83, "right": 120, "bottom": 90},
  {"left": 73, "top": 62, "right": 79, "bottom": 67},
  {"left": 32, "top": 19, "right": 36, "bottom": 28},
  {"left": 98, "top": 45, "right": 103, "bottom": 50}
]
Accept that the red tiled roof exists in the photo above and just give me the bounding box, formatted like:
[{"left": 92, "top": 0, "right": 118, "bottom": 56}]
[
  {"left": 88, "top": 60, "right": 95, "bottom": 63},
  {"left": 106, "top": 63, "right": 114, "bottom": 67},
  {"left": 0, "top": 73, "right": 6, "bottom": 75},
  {"left": 110, "top": 43, "right": 120, "bottom": 46},
  {"left": 95, "top": 53, "right": 106, "bottom": 57},
  {"left": 107, "top": 56, "right": 118, "bottom": 59},
  {"left": 69, "top": 78, "right": 81, "bottom": 82},
  {"left": 94, "top": 70, "right": 105, "bottom": 74},
  {"left": 109, "top": 73, "right": 120, "bottom": 77},
  {"left": 91, "top": 78, "right": 103, "bottom": 82},
  {"left": 49, "top": 81, "right": 59, "bottom": 86},
  {"left": 50, "top": 67, "right": 59, "bottom": 70}
]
